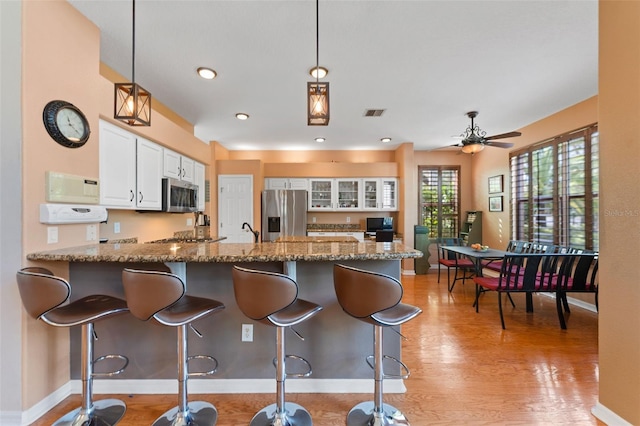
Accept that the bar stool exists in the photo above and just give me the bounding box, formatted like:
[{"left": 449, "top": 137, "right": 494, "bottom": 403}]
[
  {"left": 333, "top": 264, "right": 422, "bottom": 426},
  {"left": 231, "top": 265, "right": 323, "bottom": 426},
  {"left": 16, "top": 267, "right": 129, "bottom": 426},
  {"left": 121, "top": 268, "right": 225, "bottom": 426}
]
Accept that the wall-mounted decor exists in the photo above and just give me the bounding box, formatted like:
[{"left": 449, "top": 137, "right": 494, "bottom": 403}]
[
  {"left": 489, "top": 195, "right": 503, "bottom": 212},
  {"left": 488, "top": 174, "right": 503, "bottom": 194}
]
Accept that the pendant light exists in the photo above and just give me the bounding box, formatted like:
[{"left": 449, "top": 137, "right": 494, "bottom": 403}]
[
  {"left": 114, "top": 0, "right": 151, "bottom": 126},
  {"left": 307, "top": 0, "right": 329, "bottom": 126}
]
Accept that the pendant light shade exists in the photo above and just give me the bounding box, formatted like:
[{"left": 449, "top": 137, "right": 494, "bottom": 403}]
[
  {"left": 308, "top": 82, "right": 330, "bottom": 125},
  {"left": 114, "top": 82, "right": 151, "bottom": 126},
  {"left": 114, "top": 0, "right": 151, "bottom": 126},
  {"left": 308, "top": 0, "right": 329, "bottom": 126}
]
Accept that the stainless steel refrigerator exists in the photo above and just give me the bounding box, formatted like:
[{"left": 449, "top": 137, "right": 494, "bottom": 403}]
[{"left": 261, "top": 190, "right": 308, "bottom": 242}]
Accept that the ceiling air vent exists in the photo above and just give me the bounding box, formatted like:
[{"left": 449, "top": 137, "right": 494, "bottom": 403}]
[{"left": 364, "top": 109, "right": 386, "bottom": 117}]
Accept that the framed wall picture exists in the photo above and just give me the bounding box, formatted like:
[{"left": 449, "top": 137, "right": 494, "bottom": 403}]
[
  {"left": 489, "top": 195, "right": 503, "bottom": 212},
  {"left": 488, "top": 175, "right": 503, "bottom": 194}
]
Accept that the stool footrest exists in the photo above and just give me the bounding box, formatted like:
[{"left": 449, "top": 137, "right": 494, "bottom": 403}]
[
  {"left": 366, "top": 354, "right": 410, "bottom": 380},
  {"left": 187, "top": 354, "right": 219, "bottom": 377},
  {"left": 272, "top": 354, "right": 313, "bottom": 378},
  {"left": 92, "top": 354, "right": 129, "bottom": 378}
]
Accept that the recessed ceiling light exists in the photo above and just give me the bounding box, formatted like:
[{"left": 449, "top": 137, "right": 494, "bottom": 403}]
[
  {"left": 235, "top": 113, "right": 249, "bottom": 120},
  {"left": 381, "top": 137, "right": 392, "bottom": 143},
  {"left": 197, "top": 67, "right": 217, "bottom": 80},
  {"left": 315, "top": 137, "right": 326, "bottom": 143},
  {"left": 309, "top": 66, "right": 329, "bottom": 79}
]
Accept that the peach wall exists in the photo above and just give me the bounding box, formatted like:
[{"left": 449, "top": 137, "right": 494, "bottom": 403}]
[
  {"left": 597, "top": 1, "right": 640, "bottom": 424},
  {"left": 469, "top": 97, "right": 598, "bottom": 251},
  {"left": 229, "top": 149, "right": 395, "bottom": 163},
  {"left": 264, "top": 162, "right": 397, "bottom": 178},
  {"left": 20, "top": 0, "right": 212, "bottom": 409}
]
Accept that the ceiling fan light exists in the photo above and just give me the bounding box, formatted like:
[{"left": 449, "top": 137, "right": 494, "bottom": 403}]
[{"left": 461, "top": 143, "right": 485, "bottom": 154}]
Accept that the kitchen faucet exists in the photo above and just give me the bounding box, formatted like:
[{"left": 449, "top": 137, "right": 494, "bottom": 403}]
[{"left": 242, "top": 222, "right": 260, "bottom": 243}]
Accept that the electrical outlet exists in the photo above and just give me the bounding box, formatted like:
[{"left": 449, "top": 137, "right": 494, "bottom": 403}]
[
  {"left": 187, "top": 218, "right": 193, "bottom": 226},
  {"left": 312, "top": 217, "right": 316, "bottom": 223},
  {"left": 242, "top": 324, "right": 253, "bottom": 342},
  {"left": 47, "top": 227, "right": 58, "bottom": 244},
  {"left": 114, "top": 222, "right": 121, "bottom": 233},
  {"left": 346, "top": 217, "right": 351, "bottom": 223},
  {"left": 86, "top": 224, "right": 97, "bottom": 241}
]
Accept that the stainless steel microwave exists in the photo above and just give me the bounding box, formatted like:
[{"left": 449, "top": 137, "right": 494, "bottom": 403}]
[{"left": 162, "top": 178, "right": 199, "bottom": 213}]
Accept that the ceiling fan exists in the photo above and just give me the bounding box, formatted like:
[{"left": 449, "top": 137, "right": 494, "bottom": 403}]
[{"left": 453, "top": 111, "right": 521, "bottom": 154}]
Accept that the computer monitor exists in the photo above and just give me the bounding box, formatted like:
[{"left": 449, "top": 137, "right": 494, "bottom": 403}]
[
  {"left": 366, "top": 217, "right": 384, "bottom": 233},
  {"left": 366, "top": 217, "right": 393, "bottom": 233}
]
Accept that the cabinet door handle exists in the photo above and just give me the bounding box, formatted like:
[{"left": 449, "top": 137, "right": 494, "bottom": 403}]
[
  {"left": 129, "top": 190, "right": 134, "bottom": 202},
  {"left": 177, "top": 165, "right": 181, "bottom": 176},
  {"left": 182, "top": 168, "right": 186, "bottom": 178},
  {"left": 138, "top": 192, "right": 143, "bottom": 203}
]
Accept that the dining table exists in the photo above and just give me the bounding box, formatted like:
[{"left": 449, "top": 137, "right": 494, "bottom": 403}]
[{"left": 440, "top": 245, "right": 534, "bottom": 313}]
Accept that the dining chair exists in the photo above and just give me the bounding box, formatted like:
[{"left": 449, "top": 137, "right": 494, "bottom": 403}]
[{"left": 436, "top": 237, "right": 475, "bottom": 292}]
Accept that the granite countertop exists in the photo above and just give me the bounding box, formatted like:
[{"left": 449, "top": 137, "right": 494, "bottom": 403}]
[
  {"left": 26, "top": 241, "right": 422, "bottom": 263},
  {"left": 276, "top": 235, "right": 359, "bottom": 243},
  {"left": 306, "top": 224, "right": 364, "bottom": 232}
]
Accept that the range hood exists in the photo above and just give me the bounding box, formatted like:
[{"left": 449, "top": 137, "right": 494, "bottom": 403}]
[{"left": 40, "top": 204, "right": 108, "bottom": 224}]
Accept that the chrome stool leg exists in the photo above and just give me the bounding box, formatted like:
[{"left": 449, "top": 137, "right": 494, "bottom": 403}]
[
  {"left": 346, "top": 326, "right": 409, "bottom": 426},
  {"left": 153, "top": 324, "right": 217, "bottom": 426},
  {"left": 250, "top": 327, "right": 312, "bottom": 426},
  {"left": 54, "top": 323, "right": 126, "bottom": 426}
]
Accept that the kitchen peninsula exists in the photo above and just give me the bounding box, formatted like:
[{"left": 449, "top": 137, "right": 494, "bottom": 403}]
[{"left": 27, "top": 240, "right": 422, "bottom": 394}]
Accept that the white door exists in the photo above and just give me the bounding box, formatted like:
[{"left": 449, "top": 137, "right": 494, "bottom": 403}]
[{"left": 218, "top": 175, "right": 254, "bottom": 243}]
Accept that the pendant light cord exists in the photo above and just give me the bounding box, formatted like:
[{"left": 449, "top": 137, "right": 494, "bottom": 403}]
[
  {"left": 132, "top": 0, "right": 136, "bottom": 83},
  {"left": 315, "top": 0, "right": 319, "bottom": 84}
]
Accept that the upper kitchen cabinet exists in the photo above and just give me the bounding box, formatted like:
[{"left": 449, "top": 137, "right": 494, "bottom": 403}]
[
  {"left": 336, "top": 179, "right": 361, "bottom": 210},
  {"left": 99, "top": 120, "right": 163, "bottom": 210},
  {"left": 99, "top": 120, "right": 136, "bottom": 208},
  {"left": 363, "top": 178, "right": 398, "bottom": 211},
  {"left": 265, "top": 178, "right": 308, "bottom": 190},
  {"left": 308, "top": 179, "right": 334, "bottom": 211},
  {"left": 135, "top": 137, "right": 163, "bottom": 210},
  {"left": 194, "top": 161, "right": 206, "bottom": 212},
  {"left": 163, "top": 148, "right": 195, "bottom": 183}
]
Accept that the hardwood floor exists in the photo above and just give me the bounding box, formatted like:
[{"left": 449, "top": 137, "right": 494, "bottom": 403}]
[{"left": 35, "top": 270, "right": 603, "bottom": 425}]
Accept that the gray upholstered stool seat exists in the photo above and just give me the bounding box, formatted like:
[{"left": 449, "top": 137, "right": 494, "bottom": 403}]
[
  {"left": 333, "top": 264, "right": 422, "bottom": 426},
  {"left": 122, "top": 268, "right": 225, "bottom": 426},
  {"left": 232, "top": 265, "right": 323, "bottom": 426},
  {"left": 16, "top": 267, "right": 130, "bottom": 426}
]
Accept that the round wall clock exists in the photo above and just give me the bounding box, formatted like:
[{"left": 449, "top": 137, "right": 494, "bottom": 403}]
[{"left": 43, "top": 100, "right": 91, "bottom": 148}]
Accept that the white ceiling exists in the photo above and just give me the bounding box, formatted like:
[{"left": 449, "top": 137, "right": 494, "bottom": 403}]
[{"left": 68, "top": 0, "right": 598, "bottom": 152}]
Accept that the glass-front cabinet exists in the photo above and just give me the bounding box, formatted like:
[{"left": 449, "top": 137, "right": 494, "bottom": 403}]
[
  {"left": 336, "top": 179, "right": 360, "bottom": 210},
  {"left": 363, "top": 178, "right": 398, "bottom": 211},
  {"left": 309, "top": 179, "right": 334, "bottom": 210}
]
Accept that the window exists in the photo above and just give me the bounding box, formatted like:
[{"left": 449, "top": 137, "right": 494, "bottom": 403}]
[
  {"left": 418, "top": 166, "right": 460, "bottom": 238},
  {"left": 510, "top": 125, "right": 598, "bottom": 250}
]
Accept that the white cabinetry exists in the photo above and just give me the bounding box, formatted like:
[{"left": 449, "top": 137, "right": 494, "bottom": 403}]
[
  {"left": 363, "top": 178, "right": 398, "bottom": 211},
  {"left": 265, "top": 178, "right": 308, "bottom": 190},
  {"left": 307, "top": 231, "right": 365, "bottom": 242},
  {"left": 163, "top": 149, "right": 195, "bottom": 182},
  {"left": 99, "top": 120, "right": 162, "bottom": 210},
  {"left": 336, "top": 179, "right": 361, "bottom": 210},
  {"left": 194, "top": 161, "right": 206, "bottom": 212},
  {"left": 99, "top": 121, "right": 136, "bottom": 208},
  {"left": 308, "top": 179, "right": 334, "bottom": 210},
  {"left": 135, "top": 137, "right": 163, "bottom": 210}
]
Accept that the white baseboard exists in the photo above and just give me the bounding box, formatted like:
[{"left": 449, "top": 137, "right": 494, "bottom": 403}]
[
  {"left": 591, "top": 402, "right": 633, "bottom": 425},
  {"left": 18, "top": 381, "right": 72, "bottom": 426},
  {"left": 401, "top": 269, "right": 416, "bottom": 276}
]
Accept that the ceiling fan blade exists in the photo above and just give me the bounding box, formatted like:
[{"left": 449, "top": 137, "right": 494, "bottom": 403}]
[
  {"left": 484, "top": 141, "right": 514, "bottom": 148},
  {"left": 485, "top": 131, "right": 522, "bottom": 140}
]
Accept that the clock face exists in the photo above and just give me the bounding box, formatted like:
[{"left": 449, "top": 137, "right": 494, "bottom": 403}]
[{"left": 43, "top": 100, "right": 91, "bottom": 148}]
